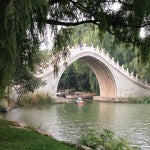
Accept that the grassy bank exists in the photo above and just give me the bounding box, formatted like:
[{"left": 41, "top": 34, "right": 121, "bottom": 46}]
[
  {"left": 0, "top": 119, "right": 77, "bottom": 150},
  {"left": 128, "top": 96, "right": 150, "bottom": 104},
  {"left": 0, "top": 119, "right": 136, "bottom": 150}
]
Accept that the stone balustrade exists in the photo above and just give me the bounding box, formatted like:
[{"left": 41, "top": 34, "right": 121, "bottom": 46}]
[{"left": 36, "top": 43, "right": 150, "bottom": 89}]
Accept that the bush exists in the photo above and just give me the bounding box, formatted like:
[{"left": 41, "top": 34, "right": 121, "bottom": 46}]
[
  {"left": 128, "top": 96, "right": 150, "bottom": 104},
  {"left": 80, "top": 129, "right": 135, "bottom": 150},
  {"left": 18, "top": 92, "right": 54, "bottom": 107}
]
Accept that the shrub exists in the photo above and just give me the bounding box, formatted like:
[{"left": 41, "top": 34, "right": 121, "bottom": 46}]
[
  {"left": 128, "top": 96, "right": 150, "bottom": 104},
  {"left": 80, "top": 129, "right": 135, "bottom": 150},
  {"left": 18, "top": 92, "right": 54, "bottom": 107}
]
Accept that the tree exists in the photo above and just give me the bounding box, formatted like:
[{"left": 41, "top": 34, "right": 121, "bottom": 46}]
[
  {"left": 47, "top": 0, "right": 150, "bottom": 60},
  {"left": 58, "top": 62, "right": 99, "bottom": 94},
  {"left": 0, "top": 0, "right": 48, "bottom": 98},
  {"left": 1, "top": 0, "right": 150, "bottom": 98}
]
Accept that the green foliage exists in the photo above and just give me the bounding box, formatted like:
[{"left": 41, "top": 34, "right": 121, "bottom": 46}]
[
  {"left": 58, "top": 62, "right": 99, "bottom": 94},
  {"left": 73, "top": 62, "right": 99, "bottom": 94},
  {"left": 128, "top": 96, "right": 150, "bottom": 104},
  {"left": 39, "top": 50, "right": 53, "bottom": 64},
  {"left": 0, "top": 119, "right": 77, "bottom": 150},
  {"left": 49, "top": 0, "right": 150, "bottom": 62},
  {"left": 14, "top": 69, "right": 44, "bottom": 95},
  {"left": 18, "top": 92, "right": 54, "bottom": 107},
  {"left": 0, "top": 0, "right": 48, "bottom": 98},
  {"left": 80, "top": 129, "right": 134, "bottom": 150},
  {"left": 53, "top": 28, "right": 74, "bottom": 54}
]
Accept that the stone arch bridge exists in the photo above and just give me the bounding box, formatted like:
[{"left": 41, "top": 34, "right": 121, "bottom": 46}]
[{"left": 36, "top": 44, "right": 150, "bottom": 101}]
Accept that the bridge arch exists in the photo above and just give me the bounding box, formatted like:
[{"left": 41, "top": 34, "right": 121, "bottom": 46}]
[{"left": 55, "top": 51, "right": 117, "bottom": 98}]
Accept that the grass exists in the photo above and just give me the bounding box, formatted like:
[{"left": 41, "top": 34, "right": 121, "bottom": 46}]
[
  {"left": 128, "top": 96, "right": 150, "bottom": 104},
  {"left": 0, "top": 119, "right": 78, "bottom": 150}
]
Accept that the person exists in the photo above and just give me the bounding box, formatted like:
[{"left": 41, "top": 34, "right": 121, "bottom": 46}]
[
  {"left": 65, "top": 47, "right": 70, "bottom": 57},
  {"left": 51, "top": 54, "right": 60, "bottom": 76},
  {"left": 63, "top": 47, "right": 70, "bottom": 60},
  {"left": 54, "top": 63, "right": 58, "bottom": 76},
  {"left": 63, "top": 48, "right": 67, "bottom": 59},
  {"left": 79, "top": 43, "right": 83, "bottom": 50}
]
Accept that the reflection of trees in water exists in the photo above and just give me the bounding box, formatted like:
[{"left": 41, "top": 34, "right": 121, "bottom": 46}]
[{"left": 55, "top": 103, "right": 101, "bottom": 139}]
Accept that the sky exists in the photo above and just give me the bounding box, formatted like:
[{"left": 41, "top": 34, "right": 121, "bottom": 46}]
[{"left": 39, "top": 25, "right": 53, "bottom": 50}]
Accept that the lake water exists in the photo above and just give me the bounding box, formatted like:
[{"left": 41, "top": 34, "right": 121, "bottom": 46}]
[{"left": 5, "top": 102, "right": 150, "bottom": 150}]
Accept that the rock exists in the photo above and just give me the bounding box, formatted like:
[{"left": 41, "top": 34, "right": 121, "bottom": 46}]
[
  {"left": 36, "top": 129, "right": 52, "bottom": 137},
  {"left": 81, "top": 145, "right": 93, "bottom": 150},
  {"left": 13, "top": 122, "right": 27, "bottom": 128}
]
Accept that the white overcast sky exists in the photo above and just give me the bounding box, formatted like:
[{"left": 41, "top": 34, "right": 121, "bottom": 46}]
[{"left": 39, "top": 25, "right": 53, "bottom": 50}]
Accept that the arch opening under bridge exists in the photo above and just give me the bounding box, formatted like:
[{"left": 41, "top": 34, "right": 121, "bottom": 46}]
[{"left": 56, "top": 55, "right": 117, "bottom": 98}]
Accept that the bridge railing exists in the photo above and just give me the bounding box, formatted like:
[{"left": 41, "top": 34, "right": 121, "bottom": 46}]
[
  {"left": 36, "top": 43, "right": 150, "bottom": 87},
  {"left": 69, "top": 43, "right": 150, "bottom": 87}
]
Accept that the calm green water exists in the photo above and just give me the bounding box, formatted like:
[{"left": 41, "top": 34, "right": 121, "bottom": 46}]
[{"left": 5, "top": 102, "right": 150, "bottom": 150}]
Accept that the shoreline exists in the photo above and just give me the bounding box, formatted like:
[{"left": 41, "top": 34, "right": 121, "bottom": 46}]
[
  {"left": 0, "top": 118, "right": 134, "bottom": 150},
  {"left": 0, "top": 118, "right": 91, "bottom": 150},
  {"left": 1, "top": 95, "right": 150, "bottom": 114}
]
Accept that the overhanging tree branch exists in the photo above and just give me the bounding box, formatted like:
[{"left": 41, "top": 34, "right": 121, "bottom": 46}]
[
  {"left": 46, "top": 19, "right": 99, "bottom": 26},
  {"left": 118, "top": 0, "right": 132, "bottom": 7},
  {"left": 46, "top": 18, "right": 150, "bottom": 29}
]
